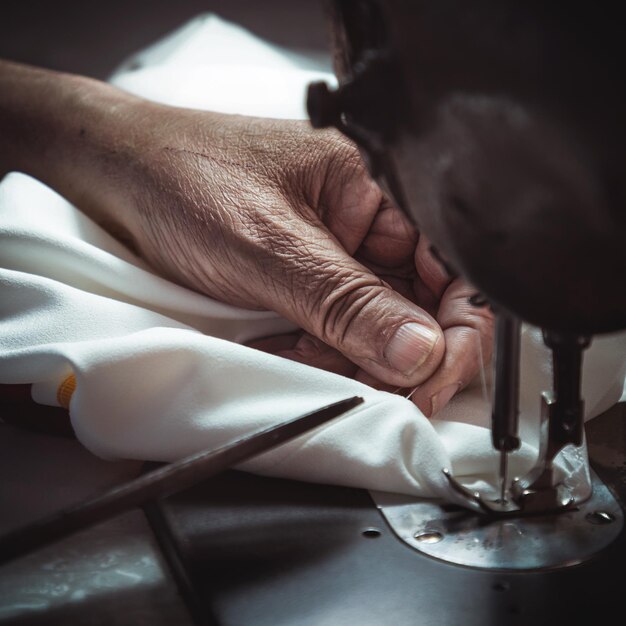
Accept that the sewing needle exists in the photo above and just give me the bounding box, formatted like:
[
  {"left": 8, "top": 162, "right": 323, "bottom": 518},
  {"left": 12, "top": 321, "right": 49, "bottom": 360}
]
[
  {"left": 499, "top": 450, "right": 508, "bottom": 503},
  {"left": 492, "top": 312, "right": 522, "bottom": 504}
]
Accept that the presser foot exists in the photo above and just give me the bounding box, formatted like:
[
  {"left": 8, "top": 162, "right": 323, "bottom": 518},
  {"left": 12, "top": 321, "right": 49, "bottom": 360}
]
[
  {"left": 372, "top": 468, "right": 622, "bottom": 571},
  {"left": 442, "top": 468, "right": 576, "bottom": 517}
]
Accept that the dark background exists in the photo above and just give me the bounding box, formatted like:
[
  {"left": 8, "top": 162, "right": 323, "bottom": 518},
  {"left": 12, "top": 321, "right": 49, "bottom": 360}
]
[{"left": 0, "top": 0, "right": 330, "bottom": 79}]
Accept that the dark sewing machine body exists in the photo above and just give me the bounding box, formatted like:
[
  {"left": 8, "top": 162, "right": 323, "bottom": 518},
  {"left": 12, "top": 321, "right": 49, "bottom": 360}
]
[
  {"left": 2, "top": 2, "right": 625, "bottom": 624},
  {"left": 312, "top": 0, "right": 626, "bottom": 334},
  {"left": 154, "top": 3, "right": 626, "bottom": 623},
  {"left": 308, "top": 0, "right": 626, "bottom": 513}
]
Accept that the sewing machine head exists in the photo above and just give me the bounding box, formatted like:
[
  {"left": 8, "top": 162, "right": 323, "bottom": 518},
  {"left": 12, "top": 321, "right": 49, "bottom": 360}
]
[{"left": 308, "top": 0, "right": 626, "bottom": 515}]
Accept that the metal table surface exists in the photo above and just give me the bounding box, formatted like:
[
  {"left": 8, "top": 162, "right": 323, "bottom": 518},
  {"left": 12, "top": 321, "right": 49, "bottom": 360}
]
[
  {"left": 154, "top": 404, "right": 626, "bottom": 626},
  {"left": 0, "top": 403, "right": 624, "bottom": 626},
  {"left": 0, "top": 423, "right": 193, "bottom": 626}
]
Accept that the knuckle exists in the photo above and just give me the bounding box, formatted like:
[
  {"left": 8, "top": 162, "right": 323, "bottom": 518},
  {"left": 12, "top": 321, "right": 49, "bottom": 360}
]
[
  {"left": 440, "top": 278, "right": 495, "bottom": 331},
  {"left": 312, "top": 272, "right": 388, "bottom": 351}
]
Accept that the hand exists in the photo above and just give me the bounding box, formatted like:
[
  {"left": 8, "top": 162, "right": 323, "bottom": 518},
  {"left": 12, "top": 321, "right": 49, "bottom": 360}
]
[
  {"left": 101, "top": 106, "right": 493, "bottom": 415},
  {"left": 0, "top": 61, "right": 494, "bottom": 415}
]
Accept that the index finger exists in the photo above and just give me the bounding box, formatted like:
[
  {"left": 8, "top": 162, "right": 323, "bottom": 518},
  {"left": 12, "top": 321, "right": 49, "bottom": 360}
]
[{"left": 409, "top": 278, "right": 494, "bottom": 417}]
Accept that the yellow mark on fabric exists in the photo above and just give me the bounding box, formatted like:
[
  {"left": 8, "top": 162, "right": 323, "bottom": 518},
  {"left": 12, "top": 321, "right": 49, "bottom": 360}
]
[{"left": 57, "top": 374, "right": 77, "bottom": 409}]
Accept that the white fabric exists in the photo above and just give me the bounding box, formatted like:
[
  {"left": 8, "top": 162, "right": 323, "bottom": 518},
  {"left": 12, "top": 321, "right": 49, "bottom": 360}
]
[{"left": 1, "top": 14, "right": 625, "bottom": 504}]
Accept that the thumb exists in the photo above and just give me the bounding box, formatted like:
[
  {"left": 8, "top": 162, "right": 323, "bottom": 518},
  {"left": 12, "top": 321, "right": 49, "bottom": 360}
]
[{"left": 276, "top": 242, "right": 445, "bottom": 387}]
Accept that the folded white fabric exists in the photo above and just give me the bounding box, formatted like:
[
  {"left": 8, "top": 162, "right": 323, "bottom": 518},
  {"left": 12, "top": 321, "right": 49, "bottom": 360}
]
[{"left": 1, "top": 14, "right": 625, "bottom": 504}]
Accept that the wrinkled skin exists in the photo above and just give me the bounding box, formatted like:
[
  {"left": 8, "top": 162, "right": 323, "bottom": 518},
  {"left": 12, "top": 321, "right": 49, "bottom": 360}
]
[
  {"left": 0, "top": 61, "right": 494, "bottom": 416},
  {"left": 112, "top": 108, "right": 494, "bottom": 415}
]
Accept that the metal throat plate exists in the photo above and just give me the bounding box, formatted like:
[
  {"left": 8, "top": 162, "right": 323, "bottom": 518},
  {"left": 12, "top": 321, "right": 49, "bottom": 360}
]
[{"left": 370, "top": 470, "right": 623, "bottom": 570}]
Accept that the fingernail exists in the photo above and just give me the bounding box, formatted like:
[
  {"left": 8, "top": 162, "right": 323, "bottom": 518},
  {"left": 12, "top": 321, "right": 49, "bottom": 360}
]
[
  {"left": 430, "top": 383, "right": 460, "bottom": 416},
  {"left": 384, "top": 322, "right": 439, "bottom": 376}
]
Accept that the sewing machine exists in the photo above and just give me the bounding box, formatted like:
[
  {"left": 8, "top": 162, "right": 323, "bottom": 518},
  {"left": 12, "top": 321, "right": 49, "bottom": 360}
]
[
  {"left": 85, "top": 1, "right": 626, "bottom": 622},
  {"left": 1, "top": 1, "right": 625, "bottom": 624},
  {"left": 308, "top": 0, "right": 625, "bottom": 508},
  {"left": 127, "top": 1, "right": 624, "bottom": 622}
]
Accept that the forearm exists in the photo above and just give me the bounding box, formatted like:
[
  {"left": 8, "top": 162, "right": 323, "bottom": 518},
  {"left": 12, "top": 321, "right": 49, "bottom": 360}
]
[{"left": 0, "top": 59, "right": 148, "bottom": 238}]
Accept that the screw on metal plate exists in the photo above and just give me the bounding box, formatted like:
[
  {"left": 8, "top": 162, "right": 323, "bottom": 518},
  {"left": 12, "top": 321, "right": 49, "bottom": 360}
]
[
  {"left": 414, "top": 530, "right": 443, "bottom": 544},
  {"left": 585, "top": 510, "right": 616, "bottom": 525}
]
